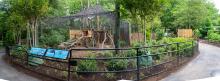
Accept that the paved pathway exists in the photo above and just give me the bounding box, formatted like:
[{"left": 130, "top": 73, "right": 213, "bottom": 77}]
[
  {"left": 0, "top": 49, "right": 40, "bottom": 81},
  {"left": 161, "top": 43, "right": 220, "bottom": 81},
  {"left": 0, "top": 42, "right": 220, "bottom": 81}
]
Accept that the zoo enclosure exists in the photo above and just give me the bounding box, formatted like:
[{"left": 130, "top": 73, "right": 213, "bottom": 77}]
[{"left": 6, "top": 40, "right": 199, "bottom": 81}]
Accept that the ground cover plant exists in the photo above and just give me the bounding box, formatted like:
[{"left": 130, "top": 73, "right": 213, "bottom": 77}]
[
  {"left": 72, "top": 37, "right": 194, "bottom": 80},
  {"left": 207, "top": 30, "right": 220, "bottom": 43}
]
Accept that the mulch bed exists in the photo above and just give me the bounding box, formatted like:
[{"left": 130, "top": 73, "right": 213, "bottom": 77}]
[{"left": 3, "top": 48, "right": 200, "bottom": 81}]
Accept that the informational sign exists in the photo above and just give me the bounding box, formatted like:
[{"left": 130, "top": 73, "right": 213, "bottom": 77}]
[
  {"left": 45, "top": 49, "right": 69, "bottom": 60},
  {"left": 29, "top": 48, "right": 69, "bottom": 60},
  {"left": 29, "top": 48, "right": 47, "bottom": 56},
  {"left": 178, "top": 29, "right": 193, "bottom": 38}
]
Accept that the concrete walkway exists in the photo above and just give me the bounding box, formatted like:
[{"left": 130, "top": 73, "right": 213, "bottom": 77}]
[
  {"left": 0, "top": 49, "right": 40, "bottom": 81},
  {"left": 161, "top": 43, "right": 220, "bottom": 81},
  {"left": 1, "top": 42, "right": 220, "bottom": 81}
]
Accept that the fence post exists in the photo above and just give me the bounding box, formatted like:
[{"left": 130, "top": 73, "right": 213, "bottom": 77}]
[
  {"left": 191, "top": 41, "right": 194, "bottom": 56},
  {"left": 176, "top": 43, "right": 180, "bottom": 66},
  {"left": 136, "top": 48, "right": 140, "bottom": 81},
  {"left": 197, "top": 40, "right": 199, "bottom": 52},
  {"left": 5, "top": 46, "right": 10, "bottom": 56},
  {"left": 26, "top": 50, "right": 29, "bottom": 66},
  {"left": 68, "top": 50, "right": 72, "bottom": 81}
]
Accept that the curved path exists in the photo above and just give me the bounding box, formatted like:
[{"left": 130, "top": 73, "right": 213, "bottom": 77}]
[
  {"left": 0, "top": 42, "right": 220, "bottom": 81},
  {"left": 161, "top": 43, "right": 220, "bottom": 81},
  {"left": 0, "top": 49, "right": 40, "bottom": 81}
]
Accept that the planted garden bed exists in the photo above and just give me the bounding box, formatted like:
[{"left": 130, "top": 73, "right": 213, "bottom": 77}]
[{"left": 6, "top": 38, "right": 198, "bottom": 81}]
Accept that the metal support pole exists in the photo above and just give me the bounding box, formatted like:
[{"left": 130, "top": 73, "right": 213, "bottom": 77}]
[
  {"left": 191, "top": 41, "right": 194, "bottom": 56},
  {"left": 68, "top": 50, "right": 72, "bottom": 81},
  {"left": 5, "top": 46, "right": 10, "bottom": 56},
  {"left": 136, "top": 48, "right": 140, "bottom": 81},
  {"left": 177, "top": 43, "right": 180, "bottom": 66},
  {"left": 197, "top": 40, "right": 199, "bottom": 52},
  {"left": 26, "top": 50, "right": 29, "bottom": 66},
  {"left": 114, "top": 1, "right": 120, "bottom": 49}
]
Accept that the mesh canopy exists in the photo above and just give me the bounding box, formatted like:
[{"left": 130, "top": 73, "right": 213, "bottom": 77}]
[{"left": 39, "top": 3, "right": 117, "bottom": 48}]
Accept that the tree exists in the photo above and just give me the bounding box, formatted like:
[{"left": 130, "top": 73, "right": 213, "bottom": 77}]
[
  {"left": 10, "top": 0, "right": 49, "bottom": 47},
  {"left": 118, "top": 0, "right": 166, "bottom": 42},
  {"left": 161, "top": 0, "right": 219, "bottom": 38},
  {"left": 4, "top": 12, "right": 26, "bottom": 45},
  {"left": 160, "top": 0, "right": 178, "bottom": 34}
]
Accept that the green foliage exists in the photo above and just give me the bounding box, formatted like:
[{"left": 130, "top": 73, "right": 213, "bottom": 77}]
[
  {"left": 194, "top": 29, "right": 202, "bottom": 38},
  {"left": 39, "top": 29, "right": 66, "bottom": 48},
  {"left": 119, "top": 40, "right": 127, "bottom": 47},
  {"left": 10, "top": 0, "right": 49, "bottom": 19},
  {"left": 11, "top": 45, "right": 28, "bottom": 58},
  {"left": 99, "top": 51, "right": 130, "bottom": 71},
  {"left": 124, "top": 49, "right": 136, "bottom": 57},
  {"left": 161, "top": 0, "right": 218, "bottom": 37},
  {"left": 207, "top": 31, "right": 220, "bottom": 42},
  {"left": 4, "top": 12, "right": 26, "bottom": 45},
  {"left": 77, "top": 55, "right": 98, "bottom": 75},
  {"left": 77, "top": 60, "right": 98, "bottom": 72},
  {"left": 106, "top": 59, "right": 129, "bottom": 71},
  {"left": 118, "top": 0, "right": 165, "bottom": 19},
  {"left": 131, "top": 41, "right": 146, "bottom": 47}
]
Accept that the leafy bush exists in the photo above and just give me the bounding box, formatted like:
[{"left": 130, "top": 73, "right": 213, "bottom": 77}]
[
  {"left": 77, "top": 55, "right": 98, "bottom": 75},
  {"left": 124, "top": 49, "right": 136, "bottom": 57},
  {"left": 106, "top": 59, "right": 129, "bottom": 71},
  {"left": 100, "top": 51, "right": 130, "bottom": 71},
  {"left": 131, "top": 41, "right": 146, "bottom": 47},
  {"left": 40, "top": 30, "right": 66, "bottom": 48},
  {"left": 11, "top": 45, "right": 28, "bottom": 58},
  {"left": 207, "top": 31, "right": 220, "bottom": 42}
]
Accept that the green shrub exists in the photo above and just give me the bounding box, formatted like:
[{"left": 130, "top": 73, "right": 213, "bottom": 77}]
[
  {"left": 77, "top": 55, "right": 98, "bottom": 75},
  {"left": 124, "top": 49, "right": 136, "bottom": 57},
  {"left": 106, "top": 59, "right": 129, "bottom": 71},
  {"left": 207, "top": 32, "right": 220, "bottom": 42},
  {"left": 40, "top": 30, "right": 66, "bottom": 48},
  {"left": 77, "top": 60, "right": 97, "bottom": 71},
  {"left": 11, "top": 45, "right": 28, "bottom": 58},
  {"left": 99, "top": 51, "right": 114, "bottom": 57},
  {"left": 131, "top": 41, "right": 145, "bottom": 47}
]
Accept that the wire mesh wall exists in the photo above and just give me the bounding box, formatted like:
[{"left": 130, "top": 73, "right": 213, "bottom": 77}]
[{"left": 39, "top": 2, "right": 117, "bottom": 49}]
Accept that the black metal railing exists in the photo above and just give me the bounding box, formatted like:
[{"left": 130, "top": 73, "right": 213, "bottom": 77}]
[{"left": 7, "top": 41, "right": 199, "bottom": 81}]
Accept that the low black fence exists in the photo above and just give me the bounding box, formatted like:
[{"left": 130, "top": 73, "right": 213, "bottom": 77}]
[{"left": 6, "top": 41, "right": 199, "bottom": 81}]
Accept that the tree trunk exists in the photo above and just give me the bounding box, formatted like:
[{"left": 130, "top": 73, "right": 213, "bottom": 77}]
[
  {"left": 31, "top": 20, "right": 35, "bottom": 47},
  {"left": 35, "top": 20, "right": 39, "bottom": 47},
  {"left": 26, "top": 22, "right": 32, "bottom": 47},
  {"left": 143, "top": 19, "right": 147, "bottom": 43},
  {"left": 101, "top": 32, "right": 107, "bottom": 48}
]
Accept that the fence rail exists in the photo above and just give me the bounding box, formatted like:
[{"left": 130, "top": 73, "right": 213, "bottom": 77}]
[{"left": 6, "top": 41, "right": 199, "bottom": 81}]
